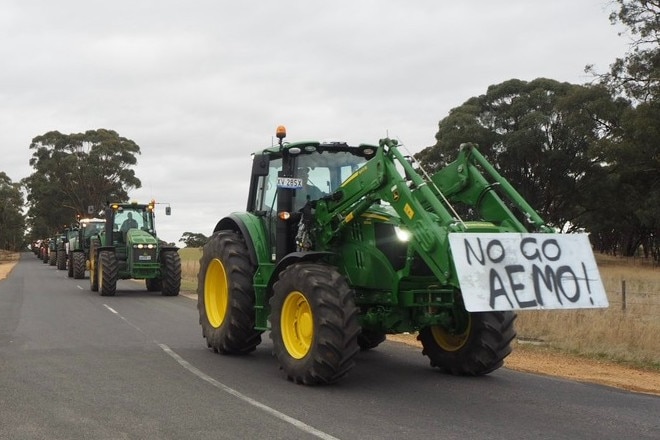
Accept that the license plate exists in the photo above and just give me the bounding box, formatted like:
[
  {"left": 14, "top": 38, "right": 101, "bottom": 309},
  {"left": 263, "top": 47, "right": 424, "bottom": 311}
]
[
  {"left": 277, "top": 177, "right": 303, "bottom": 189},
  {"left": 138, "top": 255, "right": 152, "bottom": 261}
]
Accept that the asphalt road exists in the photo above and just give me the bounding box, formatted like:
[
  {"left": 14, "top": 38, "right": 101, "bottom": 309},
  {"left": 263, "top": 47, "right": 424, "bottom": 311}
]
[{"left": 1, "top": 253, "right": 658, "bottom": 440}]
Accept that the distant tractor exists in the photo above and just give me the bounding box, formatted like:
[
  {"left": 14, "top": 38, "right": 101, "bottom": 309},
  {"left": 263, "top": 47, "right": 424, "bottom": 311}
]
[
  {"left": 40, "top": 239, "right": 49, "bottom": 263},
  {"left": 48, "top": 236, "right": 60, "bottom": 266},
  {"left": 56, "top": 233, "right": 68, "bottom": 271},
  {"left": 65, "top": 218, "right": 106, "bottom": 279},
  {"left": 88, "top": 201, "right": 181, "bottom": 296}
]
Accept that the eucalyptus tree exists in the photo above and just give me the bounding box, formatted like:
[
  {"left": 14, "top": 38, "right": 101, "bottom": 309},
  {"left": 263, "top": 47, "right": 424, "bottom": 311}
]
[
  {"left": 23, "top": 129, "right": 142, "bottom": 238},
  {"left": 588, "top": 0, "right": 660, "bottom": 103},
  {"left": 0, "top": 172, "right": 26, "bottom": 251},
  {"left": 415, "top": 78, "right": 626, "bottom": 233}
]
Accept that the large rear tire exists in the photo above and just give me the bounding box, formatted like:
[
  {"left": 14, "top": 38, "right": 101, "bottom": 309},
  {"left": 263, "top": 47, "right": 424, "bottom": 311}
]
[
  {"left": 270, "top": 262, "right": 360, "bottom": 385},
  {"left": 418, "top": 311, "right": 516, "bottom": 376},
  {"left": 73, "top": 252, "right": 86, "bottom": 279},
  {"left": 56, "top": 249, "right": 67, "bottom": 270},
  {"left": 197, "top": 231, "right": 262, "bottom": 354},
  {"left": 99, "top": 250, "right": 118, "bottom": 297},
  {"left": 48, "top": 250, "right": 57, "bottom": 266},
  {"left": 67, "top": 253, "right": 74, "bottom": 277},
  {"left": 89, "top": 238, "right": 100, "bottom": 291},
  {"left": 160, "top": 251, "right": 181, "bottom": 296}
]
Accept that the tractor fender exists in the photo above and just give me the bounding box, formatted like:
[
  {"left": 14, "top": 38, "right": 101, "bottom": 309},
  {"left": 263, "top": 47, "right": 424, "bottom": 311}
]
[
  {"left": 265, "top": 251, "right": 334, "bottom": 298},
  {"left": 213, "top": 214, "right": 266, "bottom": 267}
]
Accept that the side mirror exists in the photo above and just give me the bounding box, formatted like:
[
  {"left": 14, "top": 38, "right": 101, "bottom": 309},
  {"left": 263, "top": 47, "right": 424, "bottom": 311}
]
[
  {"left": 165, "top": 206, "right": 171, "bottom": 215},
  {"left": 251, "top": 153, "right": 270, "bottom": 177}
]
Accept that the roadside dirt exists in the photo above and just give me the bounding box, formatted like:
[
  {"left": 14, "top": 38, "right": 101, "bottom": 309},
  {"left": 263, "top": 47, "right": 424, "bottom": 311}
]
[
  {"left": 388, "top": 334, "right": 660, "bottom": 396},
  {"left": 2, "top": 252, "right": 657, "bottom": 396},
  {"left": 0, "top": 251, "right": 20, "bottom": 281}
]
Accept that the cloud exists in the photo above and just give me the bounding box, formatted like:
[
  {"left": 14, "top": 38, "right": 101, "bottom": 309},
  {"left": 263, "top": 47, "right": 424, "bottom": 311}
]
[{"left": 0, "top": 0, "right": 630, "bottom": 244}]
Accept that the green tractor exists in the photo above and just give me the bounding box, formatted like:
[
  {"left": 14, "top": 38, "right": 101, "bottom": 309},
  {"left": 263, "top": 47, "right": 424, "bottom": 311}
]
[
  {"left": 48, "top": 235, "right": 63, "bottom": 266},
  {"left": 88, "top": 201, "right": 181, "bottom": 297},
  {"left": 197, "top": 126, "right": 608, "bottom": 385},
  {"left": 65, "top": 218, "right": 106, "bottom": 279},
  {"left": 41, "top": 238, "right": 50, "bottom": 264},
  {"left": 56, "top": 231, "right": 69, "bottom": 271}
]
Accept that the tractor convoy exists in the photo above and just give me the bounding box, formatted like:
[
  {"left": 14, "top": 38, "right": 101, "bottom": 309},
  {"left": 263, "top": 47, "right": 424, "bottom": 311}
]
[
  {"left": 196, "top": 126, "right": 608, "bottom": 385},
  {"left": 35, "top": 201, "right": 181, "bottom": 297},
  {"left": 32, "top": 125, "right": 608, "bottom": 386}
]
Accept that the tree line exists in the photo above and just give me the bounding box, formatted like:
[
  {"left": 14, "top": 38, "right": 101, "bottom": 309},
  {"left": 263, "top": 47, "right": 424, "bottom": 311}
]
[{"left": 415, "top": 0, "right": 660, "bottom": 260}]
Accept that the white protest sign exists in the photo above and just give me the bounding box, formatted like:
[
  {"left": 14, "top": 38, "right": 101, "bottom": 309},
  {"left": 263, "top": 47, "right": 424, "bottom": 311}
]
[{"left": 448, "top": 233, "right": 609, "bottom": 312}]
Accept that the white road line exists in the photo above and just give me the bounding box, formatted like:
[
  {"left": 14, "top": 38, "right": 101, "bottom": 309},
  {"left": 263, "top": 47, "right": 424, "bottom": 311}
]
[
  {"left": 103, "top": 304, "right": 119, "bottom": 314},
  {"left": 102, "top": 304, "right": 144, "bottom": 332},
  {"left": 158, "top": 343, "right": 341, "bottom": 440},
  {"left": 99, "top": 302, "right": 336, "bottom": 438},
  {"left": 76, "top": 285, "right": 83, "bottom": 290}
]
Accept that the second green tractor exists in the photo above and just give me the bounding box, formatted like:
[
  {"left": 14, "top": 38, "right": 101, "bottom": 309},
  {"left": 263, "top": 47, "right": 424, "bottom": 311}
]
[{"left": 88, "top": 201, "right": 181, "bottom": 297}]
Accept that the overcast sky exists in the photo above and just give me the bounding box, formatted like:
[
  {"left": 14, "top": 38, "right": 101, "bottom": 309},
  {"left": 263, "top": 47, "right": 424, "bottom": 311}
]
[{"left": 1, "top": 0, "right": 631, "bottom": 245}]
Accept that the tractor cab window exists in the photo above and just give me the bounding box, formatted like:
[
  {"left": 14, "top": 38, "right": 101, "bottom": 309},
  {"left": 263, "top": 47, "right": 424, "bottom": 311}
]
[
  {"left": 115, "top": 208, "right": 154, "bottom": 233},
  {"left": 255, "top": 158, "right": 283, "bottom": 213},
  {"left": 83, "top": 222, "right": 105, "bottom": 238},
  {"left": 294, "top": 151, "right": 368, "bottom": 210}
]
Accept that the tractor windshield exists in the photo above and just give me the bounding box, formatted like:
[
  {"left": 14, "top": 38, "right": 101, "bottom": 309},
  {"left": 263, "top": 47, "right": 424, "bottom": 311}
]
[
  {"left": 255, "top": 149, "right": 368, "bottom": 213},
  {"left": 82, "top": 221, "right": 105, "bottom": 238},
  {"left": 114, "top": 207, "right": 154, "bottom": 233}
]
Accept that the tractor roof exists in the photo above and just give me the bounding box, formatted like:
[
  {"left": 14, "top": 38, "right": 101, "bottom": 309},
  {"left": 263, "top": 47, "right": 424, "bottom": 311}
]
[{"left": 258, "top": 140, "right": 378, "bottom": 159}]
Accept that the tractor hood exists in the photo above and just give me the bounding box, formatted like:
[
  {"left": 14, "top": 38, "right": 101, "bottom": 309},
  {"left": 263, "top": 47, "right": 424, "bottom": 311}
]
[{"left": 126, "top": 229, "right": 158, "bottom": 246}]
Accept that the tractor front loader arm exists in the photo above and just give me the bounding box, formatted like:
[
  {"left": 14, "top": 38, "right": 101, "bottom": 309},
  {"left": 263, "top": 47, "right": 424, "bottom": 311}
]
[{"left": 314, "top": 138, "right": 555, "bottom": 288}]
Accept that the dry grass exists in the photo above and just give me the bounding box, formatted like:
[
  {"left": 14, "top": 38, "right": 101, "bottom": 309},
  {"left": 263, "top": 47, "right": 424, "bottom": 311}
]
[
  {"left": 0, "top": 250, "right": 20, "bottom": 262},
  {"left": 179, "top": 247, "right": 202, "bottom": 292},
  {"left": 179, "top": 248, "right": 660, "bottom": 368},
  {"left": 516, "top": 253, "right": 660, "bottom": 368}
]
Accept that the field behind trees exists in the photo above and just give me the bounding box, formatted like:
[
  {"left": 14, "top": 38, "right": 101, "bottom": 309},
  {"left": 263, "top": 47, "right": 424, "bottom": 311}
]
[{"left": 179, "top": 248, "right": 659, "bottom": 369}]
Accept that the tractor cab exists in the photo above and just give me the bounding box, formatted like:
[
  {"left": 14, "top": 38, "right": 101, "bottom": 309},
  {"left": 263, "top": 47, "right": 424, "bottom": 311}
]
[
  {"left": 100, "top": 202, "right": 158, "bottom": 269},
  {"left": 246, "top": 125, "right": 375, "bottom": 260}
]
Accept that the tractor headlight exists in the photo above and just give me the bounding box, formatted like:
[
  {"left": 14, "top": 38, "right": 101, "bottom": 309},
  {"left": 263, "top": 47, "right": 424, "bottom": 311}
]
[
  {"left": 136, "top": 244, "right": 144, "bottom": 249},
  {"left": 394, "top": 226, "right": 411, "bottom": 242},
  {"left": 147, "top": 244, "right": 154, "bottom": 249}
]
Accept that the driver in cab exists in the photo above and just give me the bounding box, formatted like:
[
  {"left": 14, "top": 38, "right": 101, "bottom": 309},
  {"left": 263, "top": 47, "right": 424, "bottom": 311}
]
[
  {"left": 120, "top": 212, "right": 139, "bottom": 233},
  {"left": 294, "top": 167, "right": 325, "bottom": 210}
]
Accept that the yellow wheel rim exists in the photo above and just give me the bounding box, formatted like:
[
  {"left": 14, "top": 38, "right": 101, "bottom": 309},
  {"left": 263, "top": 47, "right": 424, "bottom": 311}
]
[
  {"left": 431, "top": 315, "right": 471, "bottom": 352},
  {"left": 205, "top": 258, "right": 229, "bottom": 328},
  {"left": 281, "top": 291, "right": 314, "bottom": 359}
]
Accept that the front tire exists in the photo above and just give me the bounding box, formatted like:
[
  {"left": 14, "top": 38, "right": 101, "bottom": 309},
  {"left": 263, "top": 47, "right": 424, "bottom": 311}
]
[
  {"left": 160, "top": 251, "right": 181, "bottom": 296},
  {"left": 418, "top": 311, "right": 516, "bottom": 376},
  {"left": 89, "top": 238, "right": 100, "bottom": 291},
  {"left": 67, "top": 253, "right": 74, "bottom": 277},
  {"left": 197, "top": 231, "right": 262, "bottom": 354},
  {"left": 57, "top": 249, "right": 67, "bottom": 270},
  {"left": 73, "top": 252, "right": 86, "bottom": 279},
  {"left": 99, "top": 250, "right": 118, "bottom": 297},
  {"left": 270, "top": 262, "right": 360, "bottom": 385}
]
